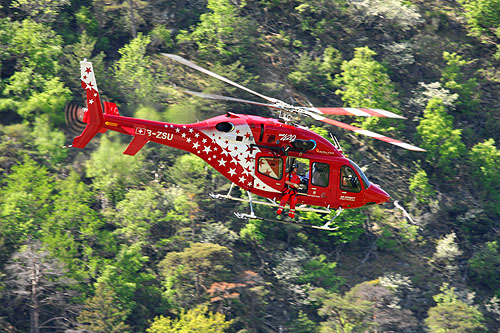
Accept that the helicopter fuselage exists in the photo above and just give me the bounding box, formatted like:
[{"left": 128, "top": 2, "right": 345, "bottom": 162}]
[{"left": 97, "top": 111, "right": 390, "bottom": 210}]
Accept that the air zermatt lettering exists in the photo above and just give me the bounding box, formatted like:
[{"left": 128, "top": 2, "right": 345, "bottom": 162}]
[{"left": 278, "top": 133, "right": 296, "bottom": 141}]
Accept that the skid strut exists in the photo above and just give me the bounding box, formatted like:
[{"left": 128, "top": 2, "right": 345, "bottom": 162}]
[{"left": 322, "top": 207, "right": 343, "bottom": 229}]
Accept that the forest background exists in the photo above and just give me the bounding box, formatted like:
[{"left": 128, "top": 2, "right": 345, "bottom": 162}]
[{"left": 0, "top": 0, "right": 500, "bottom": 331}]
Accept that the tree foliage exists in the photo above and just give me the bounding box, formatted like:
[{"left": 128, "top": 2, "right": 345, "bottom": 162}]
[
  {"left": 425, "top": 283, "right": 486, "bottom": 332},
  {"left": 147, "top": 305, "right": 233, "bottom": 333},
  {"left": 417, "top": 98, "right": 466, "bottom": 174},
  {"left": 333, "top": 46, "right": 400, "bottom": 132},
  {"left": 1, "top": 0, "right": 500, "bottom": 331},
  {"left": 159, "top": 243, "right": 232, "bottom": 307}
]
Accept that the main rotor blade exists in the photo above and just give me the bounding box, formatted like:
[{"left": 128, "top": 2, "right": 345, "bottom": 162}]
[
  {"left": 303, "top": 110, "right": 425, "bottom": 151},
  {"left": 304, "top": 107, "right": 406, "bottom": 119},
  {"left": 162, "top": 53, "right": 280, "bottom": 104},
  {"left": 183, "top": 90, "right": 280, "bottom": 109}
]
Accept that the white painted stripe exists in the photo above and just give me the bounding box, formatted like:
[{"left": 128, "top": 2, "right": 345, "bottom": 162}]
[
  {"left": 343, "top": 108, "right": 372, "bottom": 117},
  {"left": 354, "top": 129, "right": 385, "bottom": 138},
  {"left": 371, "top": 109, "right": 405, "bottom": 119},
  {"left": 392, "top": 142, "right": 425, "bottom": 151}
]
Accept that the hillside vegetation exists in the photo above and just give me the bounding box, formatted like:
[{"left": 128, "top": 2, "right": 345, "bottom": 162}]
[{"left": 1, "top": 0, "right": 500, "bottom": 331}]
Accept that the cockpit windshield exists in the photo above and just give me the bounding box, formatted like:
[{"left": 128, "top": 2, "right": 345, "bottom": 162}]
[{"left": 349, "top": 160, "right": 371, "bottom": 189}]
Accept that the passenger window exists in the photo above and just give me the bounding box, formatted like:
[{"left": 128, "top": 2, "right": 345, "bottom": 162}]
[
  {"left": 258, "top": 157, "right": 283, "bottom": 180},
  {"left": 340, "top": 166, "right": 361, "bottom": 193},
  {"left": 311, "top": 162, "right": 329, "bottom": 187}
]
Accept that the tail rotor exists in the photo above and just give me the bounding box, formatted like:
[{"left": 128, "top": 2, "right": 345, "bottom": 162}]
[{"left": 64, "top": 103, "right": 87, "bottom": 134}]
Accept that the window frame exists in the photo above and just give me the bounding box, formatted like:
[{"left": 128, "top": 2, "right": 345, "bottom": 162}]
[
  {"left": 257, "top": 156, "right": 283, "bottom": 180},
  {"left": 340, "top": 165, "right": 362, "bottom": 193},
  {"left": 311, "top": 162, "right": 330, "bottom": 187}
]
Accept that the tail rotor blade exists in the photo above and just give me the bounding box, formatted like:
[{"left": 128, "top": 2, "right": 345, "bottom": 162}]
[{"left": 64, "top": 103, "right": 87, "bottom": 134}]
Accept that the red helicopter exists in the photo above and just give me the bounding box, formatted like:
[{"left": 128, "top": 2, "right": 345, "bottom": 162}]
[{"left": 67, "top": 55, "right": 424, "bottom": 230}]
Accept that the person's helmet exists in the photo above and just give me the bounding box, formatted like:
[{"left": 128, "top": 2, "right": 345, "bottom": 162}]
[{"left": 292, "top": 164, "right": 298, "bottom": 169}]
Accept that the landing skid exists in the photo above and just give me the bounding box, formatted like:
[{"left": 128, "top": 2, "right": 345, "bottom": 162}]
[
  {"left": 234, "top": 212, "right": 339, "bottom": 231},
  {"left": 209, "top": 192, "right": 331, "bottom": 214}
]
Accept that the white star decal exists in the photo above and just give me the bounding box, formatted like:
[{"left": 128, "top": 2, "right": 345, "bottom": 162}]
[
  {"left": 192, "top": 142, "right": 200, "bottom": 149},
  {"left": 189, "top": 128, "right": 193, "bottom": 133},
  {"left": 202, "top": 138, "right": 207, "bottom": 143},
  {"left": 186, "top": 138, "right": 191, "bottom": 143},
  {"left": 194, "top": 133, "right": 199, "bottom": 138},
  {"left": 203, "top": 146, "right": 212, "bottom": 154},
  {"left": 242, "top": 168, "right": 250, "bottom": 176},
  {"left": 228, "top": 168, "right": 236, "bottom": 176},
  {"left": 239, "top": 176, "right": 246, "bottom": 183},
  {"left": 175, "top": 128, "right": 180, "bottom": 133},
  {"left": 89, "top": 99, "right": 94, "bottom": 104},
  {"left": 218, "top": 159, "right": 227, "bottom": 166},
  {"left": 181, "top": 133, "right": 186, "bottom": 138}
]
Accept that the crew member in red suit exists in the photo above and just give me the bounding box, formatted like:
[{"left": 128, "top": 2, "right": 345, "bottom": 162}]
[{"left": 277, "top": 164, "right": 301, "bottom": 218}]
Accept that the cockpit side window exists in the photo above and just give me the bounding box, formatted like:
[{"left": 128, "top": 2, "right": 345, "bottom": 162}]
[
  {"left": 340, "top": 165, "right": 361, "bottom": 193},
  {"left": 258, "top": 157, "right": 283, "bottom": 180},
  {"left": 311, "top": 162, "right": 329, "bottom": 187}
]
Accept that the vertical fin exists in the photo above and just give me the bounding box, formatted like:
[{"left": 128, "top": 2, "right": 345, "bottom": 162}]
[{"left": 71, "top": 59, "right": 105, "bottom": 149}]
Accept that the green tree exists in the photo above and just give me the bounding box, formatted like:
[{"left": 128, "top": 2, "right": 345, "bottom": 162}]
[
  {"left": 0, "top": 156, "right": 53, "bottom": 261},
  {"left": 459, "top": 0, "right": 500, "bottom": 57},
  {"left": 425, "top": 283, "right": 486, "bottom": 332},
  {"left": 159, "top": 243, "right": 232, "bottom": 307},
  {"left": 409, "top": 166, "right": 436, "bottom": 204},
  {"left": 310, "top": 287, "right": 375, "bottom": 332},
  {"left": 147, "top": 305, "right": 233, "bottom": 333},
  {"left": 96, "top": 243, "right": 156, "bottom": 319},
  {"left": 311, "top": 279, "right": 419, "bottom": 332},
  {"left": 32, "top": 114, "right": 67, "bottom": 164},
  {"left": 468, "top": 241, "right": 500, "bottom": 293},
  {"left": 441, "top": 52, "right": 479, "bottom": 113},
  {"left": 112, "top": 184, "right": 170, "bottom": 244},
  {"left": 468, "top": 138, "right": 500, "bottom": 213},
  {"left": 177, "top": 0, "right": 257, "bottom": 64},
  {"left": 41, "top": 170, "right": 113, "bottom": 282},
  {"left": 98, "top": 0, "right": 148, "bottom": 38},
  {"left": 86, "top": 132, "right": 145, "bottom": 204},
  {"left": 288, "top": 47, "right": 342, "bottom": 96},
  {"left": 417, "top": 98, "right": 466, "bottom": 174},
  {"left": 333, "top": 46, "right": 400, "bottom": 132},
  {"left": 113, "top": 33, "right": 156, "bottom": 105},
  {"left": 167, "top": 154, "right": 209, "bottom": 196},
  {"left": 297, "top": 254, "right": 344, "bottom": 291},
  {"left": 0, "top": 19, "right": 71, "bottom": 124},
  {"left": 77, "top": 284, "right": 131, "bottom": 333},
  {"left": 10, "top": 0, "right": 69, "bottom": 23}
]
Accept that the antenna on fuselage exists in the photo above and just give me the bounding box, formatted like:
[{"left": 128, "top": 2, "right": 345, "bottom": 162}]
[{"left": 329, "top": 132, "right": 343, "bottom": 154}]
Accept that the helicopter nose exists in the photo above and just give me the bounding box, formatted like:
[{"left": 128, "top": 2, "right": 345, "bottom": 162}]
[{"left": 366, "top": 183, "right": 391, "bottom": 205}]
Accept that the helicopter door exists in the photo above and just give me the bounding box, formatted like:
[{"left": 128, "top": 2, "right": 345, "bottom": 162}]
[
  {"left": 285, "top": 157, "right": 330, "bottom": 200},
  {"left": 308, "top": 161, "right": 330, "bottom": 200},
  {"left": 255, "top": 154, "right": 285, "bottom": 193},
  {"left": 338, "top": 165, "right": 364, "bottom": 208}
]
